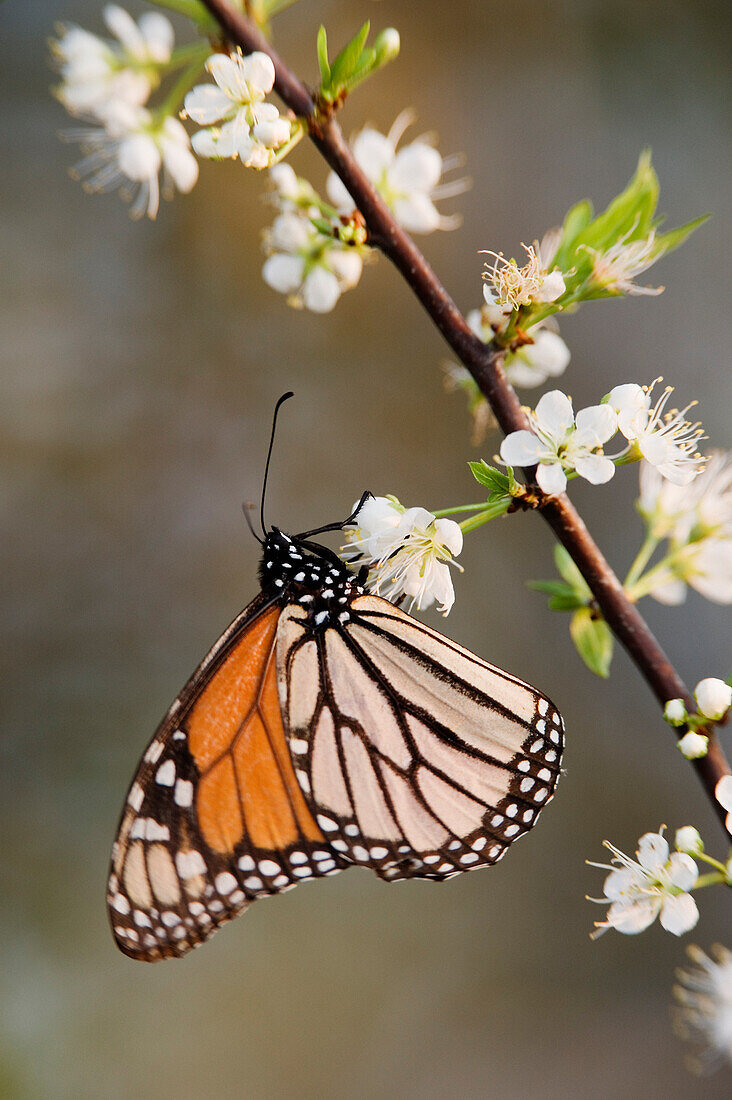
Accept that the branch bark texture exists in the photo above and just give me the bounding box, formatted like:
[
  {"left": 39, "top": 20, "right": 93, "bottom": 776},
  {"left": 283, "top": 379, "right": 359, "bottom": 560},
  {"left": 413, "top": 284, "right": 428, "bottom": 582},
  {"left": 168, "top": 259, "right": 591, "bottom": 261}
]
[{"left": 200, "top": 0, "right": 731, "bottom": 831}]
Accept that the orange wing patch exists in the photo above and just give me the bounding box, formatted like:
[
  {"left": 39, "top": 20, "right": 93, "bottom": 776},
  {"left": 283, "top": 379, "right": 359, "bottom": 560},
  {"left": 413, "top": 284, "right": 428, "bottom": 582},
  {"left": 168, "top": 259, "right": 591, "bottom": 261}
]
[{"left": 187, "top": 606, "right": 322, "bottom": 854}]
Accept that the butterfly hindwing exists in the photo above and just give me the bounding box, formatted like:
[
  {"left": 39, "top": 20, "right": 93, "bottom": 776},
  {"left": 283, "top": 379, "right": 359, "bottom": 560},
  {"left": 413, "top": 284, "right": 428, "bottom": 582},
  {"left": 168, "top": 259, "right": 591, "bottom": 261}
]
[
  {"left": 107, "top": 596, "right": 345, "bottom": 962},
  {"left": 276, "top": 595, "right": 563, "bottom": 883}
]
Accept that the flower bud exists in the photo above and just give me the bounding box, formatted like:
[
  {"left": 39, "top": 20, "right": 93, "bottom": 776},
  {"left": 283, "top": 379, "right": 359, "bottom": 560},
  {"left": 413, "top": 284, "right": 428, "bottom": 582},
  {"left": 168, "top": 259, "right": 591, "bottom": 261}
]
[
  {"left": 694, "top": 677, "right": 732, "bottom": 721},
  {"left": 663, "top": 698, "right": 686, "bottom": 726},
  {"left": 674, "top": 826, "right": 704, "bottom": 855},
  {"left": 677, "top": 731, "right": 709, "bottom": 759},
  {"left": 374, "top": 28, "right": 401, "bottom": 66}
]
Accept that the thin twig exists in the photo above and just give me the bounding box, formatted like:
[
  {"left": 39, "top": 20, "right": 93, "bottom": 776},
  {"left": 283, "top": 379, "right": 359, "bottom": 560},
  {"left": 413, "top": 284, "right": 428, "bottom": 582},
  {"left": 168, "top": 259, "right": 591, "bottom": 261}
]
[{"left": 199, "top": 0, "right": 731, "bottom": 832}]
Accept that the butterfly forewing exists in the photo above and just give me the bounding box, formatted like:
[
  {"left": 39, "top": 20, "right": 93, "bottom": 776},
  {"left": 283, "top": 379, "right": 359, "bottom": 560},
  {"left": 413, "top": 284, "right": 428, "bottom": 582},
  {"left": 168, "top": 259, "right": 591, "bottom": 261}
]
[
  {"left": 107, "top": 596, "right": 346, "bottom": 962},
  {"left": 277, "top": 595, "right": 563, "bottom": 882}
]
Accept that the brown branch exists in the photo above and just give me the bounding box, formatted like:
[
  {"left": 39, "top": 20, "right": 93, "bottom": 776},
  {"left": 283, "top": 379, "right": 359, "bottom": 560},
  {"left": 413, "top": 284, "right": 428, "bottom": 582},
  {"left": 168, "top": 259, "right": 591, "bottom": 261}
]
[{"left": 199, "top": 0, "right": 731, "bottom": 832}]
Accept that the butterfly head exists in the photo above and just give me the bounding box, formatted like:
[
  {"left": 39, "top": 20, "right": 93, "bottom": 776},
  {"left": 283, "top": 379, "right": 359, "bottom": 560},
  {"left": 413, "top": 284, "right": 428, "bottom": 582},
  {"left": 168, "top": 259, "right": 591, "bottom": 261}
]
[{"left": 259, "top": 526, "right": 364, "bottom": 623}]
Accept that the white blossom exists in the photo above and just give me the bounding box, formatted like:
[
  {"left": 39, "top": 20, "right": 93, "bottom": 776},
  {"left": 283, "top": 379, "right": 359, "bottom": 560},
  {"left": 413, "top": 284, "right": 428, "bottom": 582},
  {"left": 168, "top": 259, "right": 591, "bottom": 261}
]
[
  {"left": 262, "top": 208, "right": 363, "bottom": 313},
  {"left": 585, "top": 225, "right": 664, "bottom": 296},
  {"left": 52, "top": 5, "right": 174, "bottom": 118},
  {"left": 500, "top": 390, "right": 618, "bottom": 496},
  {"left": 638, "top": 452, "right": 732, "bottom": 606},
  {"left": 609, "top": 381, "right": 705, "bottom": 486},
  {"left": 482, "top": 242, "right": 566, "bottom": 312},
  {"left": 714, "top": 775, "right": 732, "bottom": 835},
  {"left": 589, "top": 828, "right": 699, "bottom": 938},
  {"left": 673, "top": 944, "right": 732, "bottom": 1073},
  {"left": 341, "top": 496, "right": 463, "bottom": 615},
  {"left": 66, "top": 102, "right": 198, "bottom": 219},
  {"left": 674, "top": 827, "right": 704, "bottom": 856},
  {"left": 678, "top": 732, "right": 709, "bottom": 760},
  {"left": 694, "top": 678, "right": 732, "bottom": 722},
  {"left": 326, "top": 111, "right": 465, "bottom": 233},
  {"left": 466, "top": 309, "right": 570, "bottom": 388},
  {"left": 184, "top": 52, "right": 295, "bottom": 168}
]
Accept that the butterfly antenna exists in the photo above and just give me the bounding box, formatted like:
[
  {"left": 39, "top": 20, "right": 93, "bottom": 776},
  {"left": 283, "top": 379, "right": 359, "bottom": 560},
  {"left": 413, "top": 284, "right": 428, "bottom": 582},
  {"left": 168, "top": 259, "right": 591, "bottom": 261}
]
[
  {"left": 260, "top": 391, "right": 294, "bottom": 537},
  {"left": 242, "top": 502, "right": 264, "bottom": 545},
  {"left": 294, "top": 491, "right": 372, "bottom": 540}
]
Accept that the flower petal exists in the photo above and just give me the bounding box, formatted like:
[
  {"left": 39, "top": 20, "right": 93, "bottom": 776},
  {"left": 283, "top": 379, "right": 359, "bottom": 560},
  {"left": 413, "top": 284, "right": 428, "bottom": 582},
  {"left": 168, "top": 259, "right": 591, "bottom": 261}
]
[
  {"left": 433, "top": 518, "right": 463, "bottom": 557},
  {"left": 302, "top": 267, "right": 341, "bottom": 313},
  {"left": 325, "top": 171, "right": 355, "bottom": 212},
  {"left": 184, "top": 84, "right": 233, "bottom": 125},
  {"left": 138, "top": 12, "right": 174, "bottom": 62},
  {"left": 573, "top": 454, "right": 616, "bottom": 485},
  {"left": 327, "top": 250, "right": 363, "bottom": 290},
  {"left": 659, "top": 892, "right": 699, "bottom": 935},
  {"left": 650, "top": 577, "right": 688, "bottom": 605},
  {"left": 714, "top": 774, "right": 732, "bottom": 813},
  {"left": 161, "top": 139, "right": 198, "bottom": 193},
  {"left": 262, "top": 253, "right": 304, "bottom": 294},
  {"left": 500, "top": 431, "right": 543, "bottom": 467},
  {"left": 536, "top": 462, "right": 567, "bottom": 496},
  {"left": 522, "top": 330, "right": 570, "bottom": 379},
  {"left": 575, "top": 404, "right": 618, "bottom": 444},
  {"left": 666, "top": 852, "right": 698, "bottom": 891},
  {"left": 534, "top": 390, "right": 574, "bottom": 439},
  {"left": 636, "top": 831, "right": 668, "bottom": 872},
  {"left": 389, "top": 142, "right": 442, "bottom": 193},
  {"left": 392, "top": 193, "right": 441, "bottom": 234},
  {"left": 351, "top": 129, "right": 394, "bottom": 180},
  {"left": 606, "top": 897, "right": 660, "bottom": 934}
]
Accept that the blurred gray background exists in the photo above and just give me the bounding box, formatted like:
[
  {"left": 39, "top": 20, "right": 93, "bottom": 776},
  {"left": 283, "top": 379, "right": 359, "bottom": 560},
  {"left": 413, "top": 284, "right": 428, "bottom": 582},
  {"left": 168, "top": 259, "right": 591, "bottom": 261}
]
[{"left": 1, "top": 1, "right": 730, "bottom": 1097}]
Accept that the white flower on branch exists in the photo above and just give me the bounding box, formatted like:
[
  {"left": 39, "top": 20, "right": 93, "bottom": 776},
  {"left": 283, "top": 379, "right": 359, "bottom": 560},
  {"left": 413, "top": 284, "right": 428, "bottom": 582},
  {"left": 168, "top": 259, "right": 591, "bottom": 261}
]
[
  {"left": 52, "top": 4, "right": 174, "bottom": 118},
  {"left": 609, "top": 381, "right": 705, "bottom": 486},
  {"left": 482, "top": 242, "right": 566, "bottom": 313},
  {"left": 326, "top": 110, "right": 466, "bottom": 233},
  {"left": 585, "top": 226, "right": 665, "bottom": 296},
  {"left": 341, "top": 496, "right": 463, "bottom": 615},
  {"left": 673, "top": 944, "right": 732, "bottom": 1073},
  {"left": 500, "top": 390, "right": 618, "bottom": 496},
  {"left": 638, "top": 452, "right": 732, "bottom": 606},
  {"left": 184, "top": 52, "right": 295, "bottom": 168},
  {"left": 694, "top": 678, "right": 732, "bottom": 722},
  {"left": 588, "top": 828, "right": 699, "bottom": 939},
  {"left": 65, "top": 102, "right": 198, "bottom": 219},
  {"left": 261, "top": 208, "right": 363, "bottom": 313},
  {"left": 467, "top": 310, "right": 571, "bottom": 388}
]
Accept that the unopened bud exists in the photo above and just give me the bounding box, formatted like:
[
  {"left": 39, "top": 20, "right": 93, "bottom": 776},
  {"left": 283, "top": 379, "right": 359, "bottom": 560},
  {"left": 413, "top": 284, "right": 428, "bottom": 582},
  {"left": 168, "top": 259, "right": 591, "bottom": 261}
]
[
  {"left": 694, "top": 677, "right": 732, "bottom": 721},
  {"left": 374, "top": 28, "right": 400, "bottom": 65},
  {"left": 677, "top": 731, "right": 709, "bottom": 760},
  {"left": 674, "top": 826, "right": 703, "bottom": 855},
  {"left": 664, "top": 698, "right": 686, "bottom": 726}
]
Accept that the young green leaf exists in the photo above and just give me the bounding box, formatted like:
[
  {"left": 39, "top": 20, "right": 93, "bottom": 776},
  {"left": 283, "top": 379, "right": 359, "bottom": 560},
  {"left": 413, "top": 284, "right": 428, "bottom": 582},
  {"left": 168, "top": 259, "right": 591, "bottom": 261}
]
[
  {"left": 317, "top": 25, "right": 330, "bottom": 84},
  {"left": 553, "top": 545, "right": 591, "bottom": 597},
  {"left": 330, "top": 21, "right": 371, "bottom": 86},
  {"left": 468, "top": 460, "right": 510, "bottom": 495},
  {"left": 570, "top": 608, "right": 614, "bottom": 678}
]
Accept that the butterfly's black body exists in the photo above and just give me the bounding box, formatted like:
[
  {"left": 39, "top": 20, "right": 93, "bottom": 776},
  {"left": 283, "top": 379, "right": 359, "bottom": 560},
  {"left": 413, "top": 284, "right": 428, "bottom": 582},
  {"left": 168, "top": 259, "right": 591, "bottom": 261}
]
[{"left": 258, "top": 526, "right": 366, "bottom": 629}]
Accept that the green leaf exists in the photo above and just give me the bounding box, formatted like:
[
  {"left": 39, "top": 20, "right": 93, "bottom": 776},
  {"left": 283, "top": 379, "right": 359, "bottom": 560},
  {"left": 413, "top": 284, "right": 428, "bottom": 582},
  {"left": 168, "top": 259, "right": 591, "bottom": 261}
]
[
  {"left": 553, "top": 545, "right": 591, "bottom": 597},
  {"left": 570, "top": 608, "right": 614, "bottom": 678},
  {"left": 553, "top": 199, "right": 593, "bottom": 269},
  {"left": 330, "top": 21, "right": 371, "bottom": 86},
  {"left": 528, "top": 580, "right": 578, "bottom": 598},
  {"left": 468, "top": 460, "right": 510, "bottom": 494},
  {"left": 653, "top": 213, "right": 710, "bottom": 259},
  {"left": 316, "top": 25, "right": 330, "bottom": 84},
  {"left": 309, "top": 216, "right": 335, "bottom": 237}
]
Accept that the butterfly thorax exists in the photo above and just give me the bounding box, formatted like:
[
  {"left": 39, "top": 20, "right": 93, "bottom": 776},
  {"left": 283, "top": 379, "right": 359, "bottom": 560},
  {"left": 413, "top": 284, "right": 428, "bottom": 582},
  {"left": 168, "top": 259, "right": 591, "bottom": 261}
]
[{"left": 259, "top": 527, "right": 363, "bottom": 627}]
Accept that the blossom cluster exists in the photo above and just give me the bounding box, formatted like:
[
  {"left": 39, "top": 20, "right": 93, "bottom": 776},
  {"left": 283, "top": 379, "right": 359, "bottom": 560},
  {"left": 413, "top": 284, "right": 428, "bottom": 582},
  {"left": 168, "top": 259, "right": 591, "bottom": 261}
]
[
  {"left": 184, "top": 51, "right": 296, "bottom": 168},
  {"left": 638, "top": 449, "right": 732, "bottom": 606},
  {"left": 499, "top": 381, "right": 705, "bottom": 496},
  {"left": 341, "top": 496, "right": 463, "bottom": 615},
  {"left": 261, "top": 165, "right": 366, "bottom": 312},
  {"left": 53, "top": 6, "right": 197, "bottom": 218}
]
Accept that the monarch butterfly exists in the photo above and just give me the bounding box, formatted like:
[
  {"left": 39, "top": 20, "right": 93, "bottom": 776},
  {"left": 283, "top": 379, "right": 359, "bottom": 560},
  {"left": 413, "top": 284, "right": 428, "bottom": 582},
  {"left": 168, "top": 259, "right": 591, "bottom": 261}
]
[{"left": 108, "top": 395, "right": 564, "bottom": 962}]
